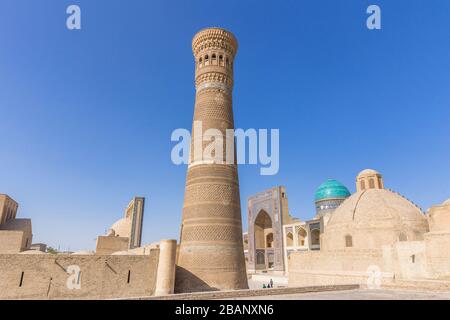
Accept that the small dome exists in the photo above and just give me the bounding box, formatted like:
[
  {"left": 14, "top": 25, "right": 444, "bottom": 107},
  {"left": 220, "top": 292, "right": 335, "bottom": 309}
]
[
  {"left": 356, "top": 169, "right": 384, "bottom": 191},
  {"left": 357, "top": 169, "right": 380, "bottom": 177},
  {"left": 315, "top": 179, "right": 351, "bottom": 202},
  {"left": 443, "top": 199, "right": 450, "bottom": 206},
  {"left": 110, "top": 218, "right": 131, "bottom": 237}
]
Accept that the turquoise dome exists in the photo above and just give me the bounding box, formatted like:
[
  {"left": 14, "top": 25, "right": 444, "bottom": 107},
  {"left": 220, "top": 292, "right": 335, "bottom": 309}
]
[{"left": 314, "top": 179, "right": 351, "bottom": 202}]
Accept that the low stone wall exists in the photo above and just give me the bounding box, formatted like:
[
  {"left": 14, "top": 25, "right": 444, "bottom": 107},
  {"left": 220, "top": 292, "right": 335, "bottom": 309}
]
[
  {"left": 0, "top": 251, "right": 159, "bottom": 300},
  {"left": 288, "top": 237, "right": 450, "bottom": 288},
  {"left": 288, "top": 250, "right": 394, "bottom": 287},
  {"left": 382, "top": 278, "right": 450, "bottom": 292},
  {"left": 288, "top": 249, "right": 386, "bottom": 272},
  {"left": 425, "top": 232, "right": 450, "bottom": 280},
  {"left": 388, "top": 241, "right": 427, "bottom": 279}
]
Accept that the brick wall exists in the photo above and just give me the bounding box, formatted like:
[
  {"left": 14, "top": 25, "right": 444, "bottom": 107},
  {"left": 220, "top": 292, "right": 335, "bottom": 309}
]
[
  {"left": 95, "top": 236, "right": 129, "bottom": 255},
  {"left": 0, "top": 231, "right": 25, "bottom": 253},
  {"left": 0, "top": 251, "right": 159, "bottom": 299}
]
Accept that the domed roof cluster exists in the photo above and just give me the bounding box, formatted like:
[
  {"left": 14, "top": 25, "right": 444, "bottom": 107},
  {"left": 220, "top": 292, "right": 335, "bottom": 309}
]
[{"left": 314, "top": 179, "right": 351, "bottom": 202}]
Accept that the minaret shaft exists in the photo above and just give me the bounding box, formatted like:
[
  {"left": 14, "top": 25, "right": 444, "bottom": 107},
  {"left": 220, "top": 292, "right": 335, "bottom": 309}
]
[{"left": 175, "top": 28, "right": 248, "bottom": 293}]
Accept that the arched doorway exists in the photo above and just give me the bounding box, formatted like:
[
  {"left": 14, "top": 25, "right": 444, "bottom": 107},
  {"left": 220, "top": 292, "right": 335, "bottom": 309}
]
[
  {"left": 254, "top": 210, "right": 273, "bottom": 270},
  {"left": 398, "top": 233, "right": 408, "bottom": 242},
  {"left": 286, "top": 232, "right": 293, "bottom": 247},
  {"left": 311, "top": 228, "right": 320, "bottom": 247},
  {"left": 297, "top": 227, "right": 307, "bottom": 246}
]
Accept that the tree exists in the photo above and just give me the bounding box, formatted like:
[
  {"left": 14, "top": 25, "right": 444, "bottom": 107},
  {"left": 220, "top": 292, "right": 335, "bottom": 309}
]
[{"left": 46, "top": 246, "right": 59, "bottom": 254}]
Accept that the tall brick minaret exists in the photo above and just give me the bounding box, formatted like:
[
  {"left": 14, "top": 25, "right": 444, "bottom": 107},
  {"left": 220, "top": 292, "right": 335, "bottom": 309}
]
[{"left": 175, "top": 28, "right": 248, "bottom": 293}]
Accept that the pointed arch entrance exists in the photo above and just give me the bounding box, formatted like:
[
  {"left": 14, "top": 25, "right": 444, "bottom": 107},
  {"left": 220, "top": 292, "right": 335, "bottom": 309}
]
[
  {"left": 247, "top": 187, "right": 287, "bottom": 273},
  {"left": 254, "top": 210, "right": 274, "bottom": 270}
]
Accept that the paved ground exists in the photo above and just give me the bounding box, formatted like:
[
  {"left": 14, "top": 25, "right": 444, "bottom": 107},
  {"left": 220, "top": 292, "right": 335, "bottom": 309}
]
[
  {"left": 248, "top": 278, "right": 287, "bottom": 290},
  {"left": 248, "top": 280, "right": 283, "bottom": 290},
  {"left": 226, "top": 289, "right": 450, "bottom": 300}
]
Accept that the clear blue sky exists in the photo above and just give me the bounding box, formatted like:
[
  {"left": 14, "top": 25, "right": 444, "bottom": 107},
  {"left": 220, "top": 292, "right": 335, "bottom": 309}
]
[{"left": 1, "top": 0, "right": 449, "bottom": 251}]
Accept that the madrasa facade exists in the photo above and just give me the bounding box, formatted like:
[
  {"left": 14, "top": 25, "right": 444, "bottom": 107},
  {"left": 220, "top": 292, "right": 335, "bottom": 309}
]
[
  {"left": 245, "top": 169, "right": 450, "bottom": 290},
  {"left": 244, "top": 178, "right": 352, "bottom": 274}
]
